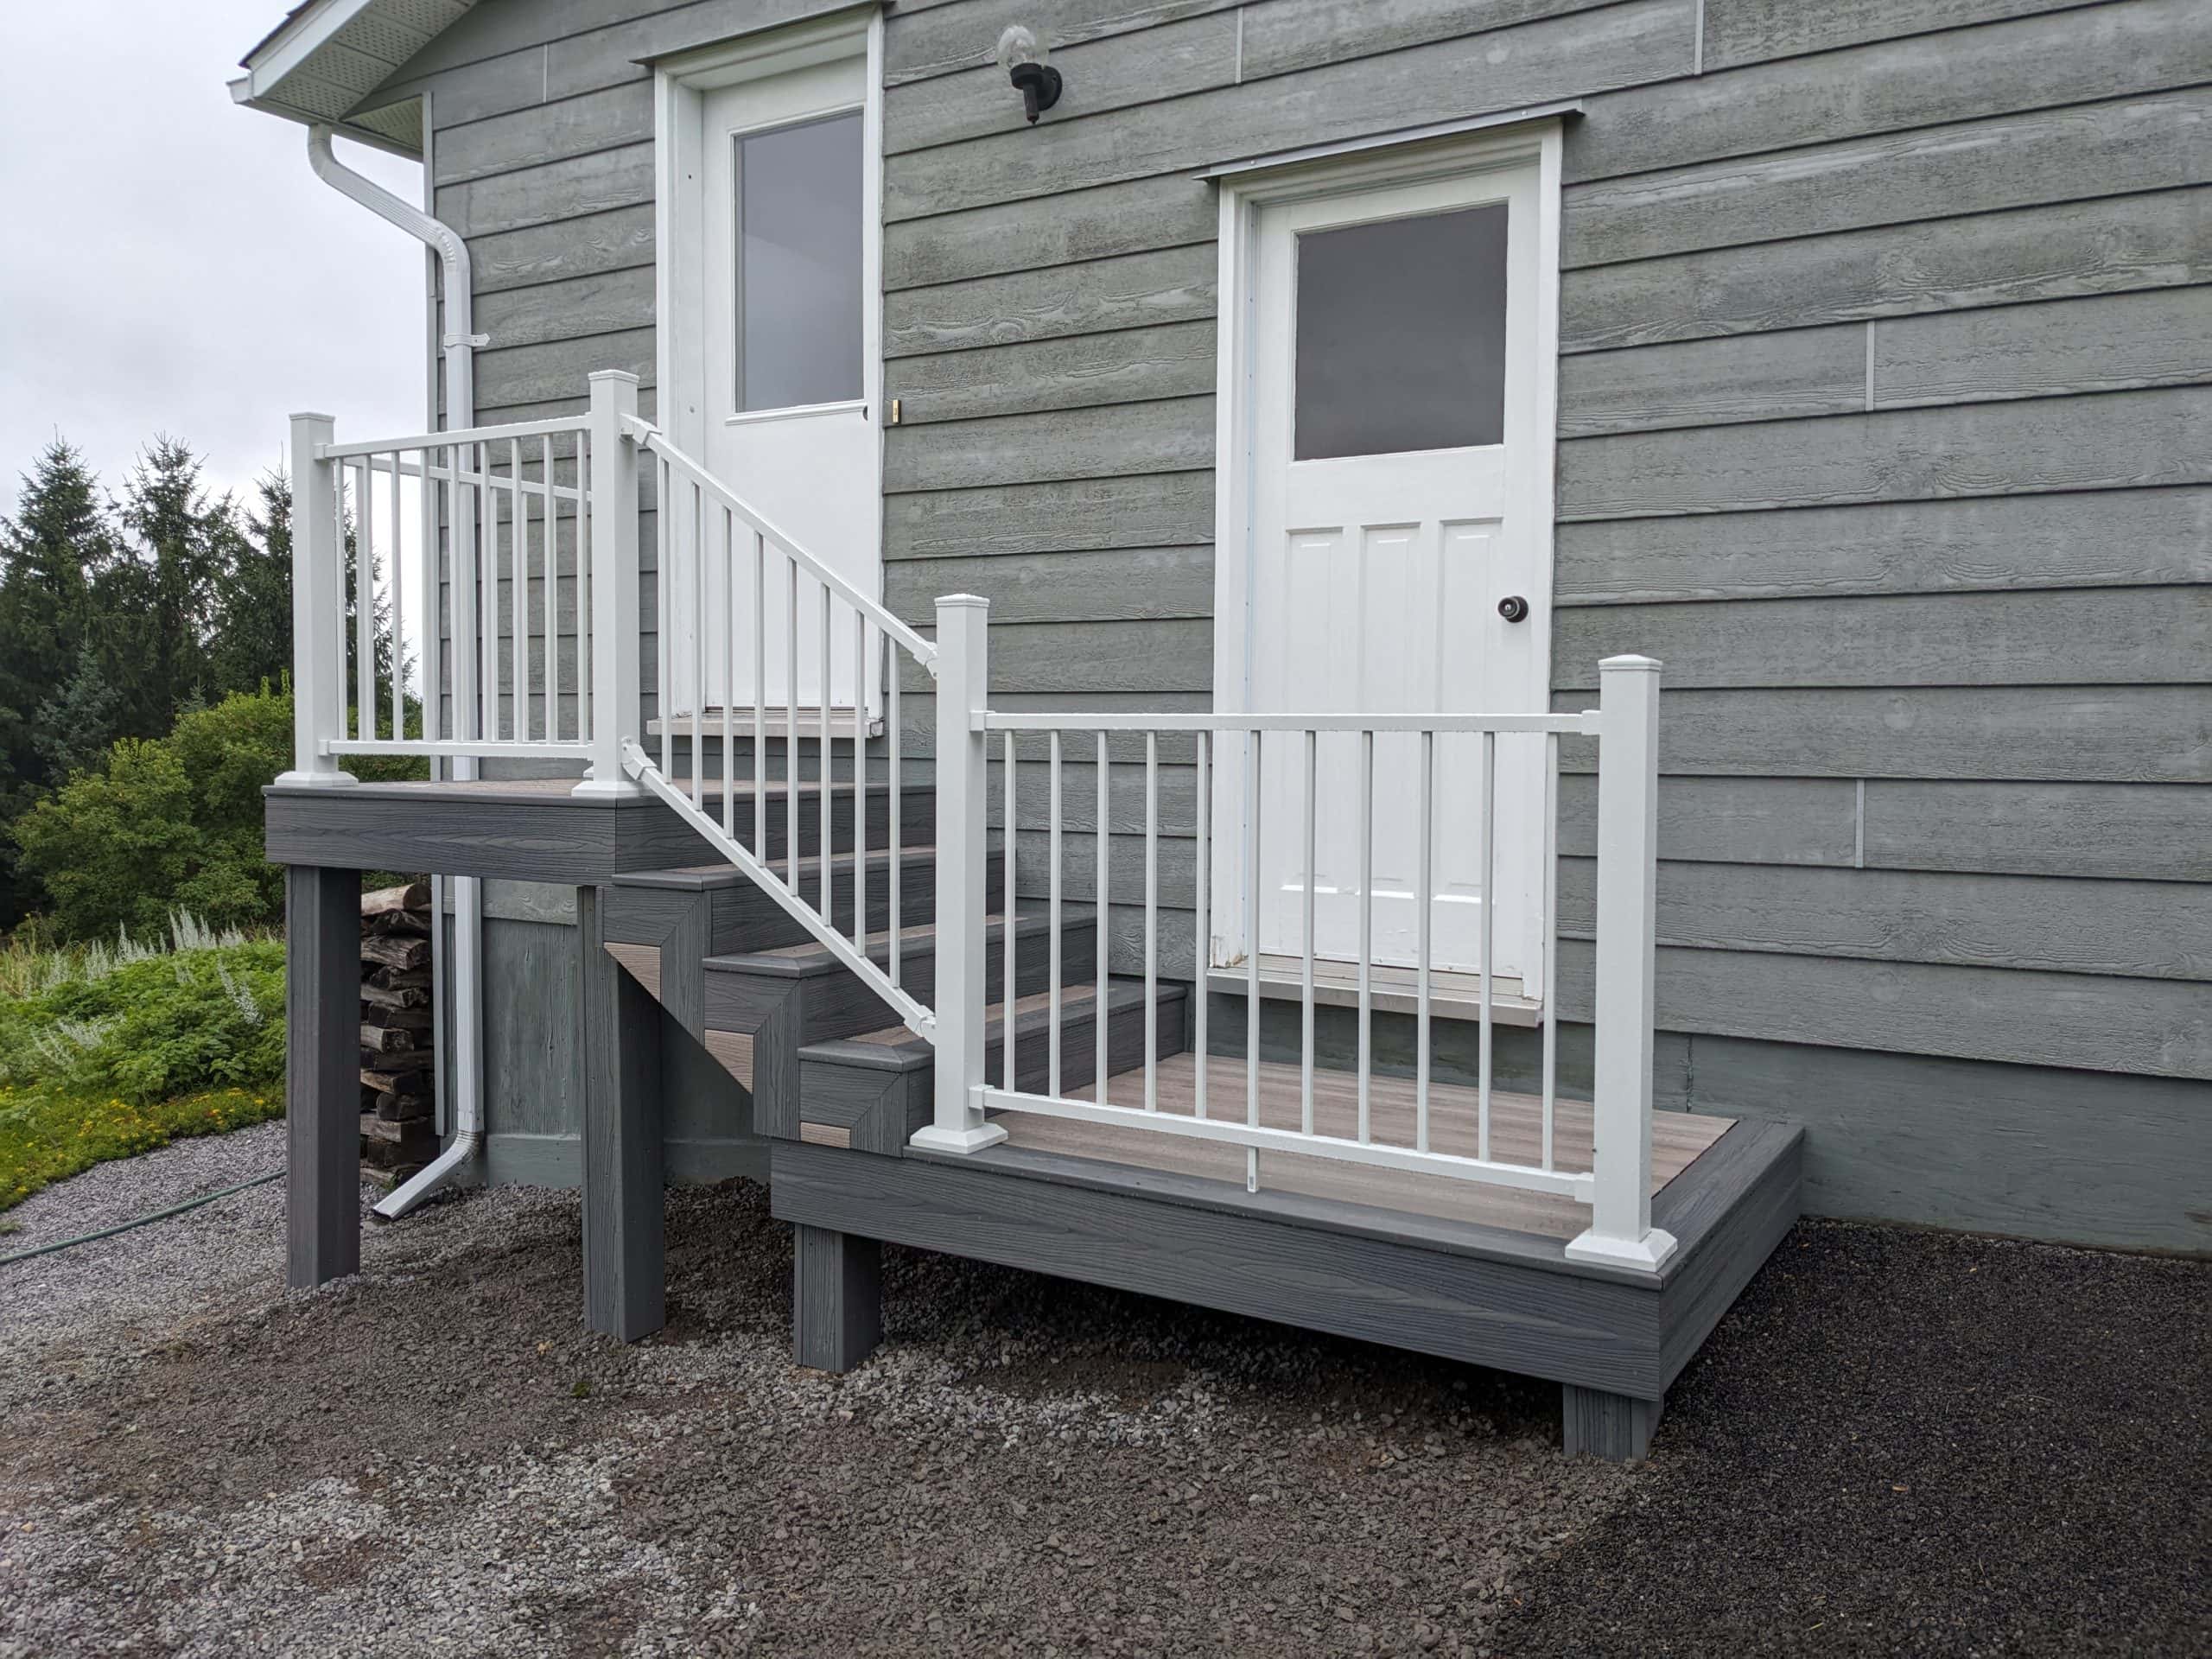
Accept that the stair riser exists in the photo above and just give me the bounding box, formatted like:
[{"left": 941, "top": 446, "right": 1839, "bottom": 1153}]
[
  {"left": 710, "top": 849, "right": 1001, "bottom": 956},
  {"left": 671, "top": 785, "right": 932, "bottom": 863},
  {"left": 801, "top": 916, "right": 1100, "bottom": 1046},
  {"left": 697, "top": 914, "right": 1101, "bottom": 1051},
  {"left": 796, "top": 987, "right": 1190, "bottom": 1155}
]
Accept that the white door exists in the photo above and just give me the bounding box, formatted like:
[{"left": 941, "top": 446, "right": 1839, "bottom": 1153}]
[
  {"left": 665, "top": 41, "right": 879, "bottom": 716},
  {"left": 1243, "top": 160, "right": 1552, "bottom": 985}
]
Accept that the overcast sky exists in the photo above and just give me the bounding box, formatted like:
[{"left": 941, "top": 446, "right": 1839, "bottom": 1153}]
[{"left": 0, "top": 0, "right": 429, "bottom": 518}]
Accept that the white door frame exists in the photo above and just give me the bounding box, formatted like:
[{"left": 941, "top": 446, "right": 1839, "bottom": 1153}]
[
  {"left": 1206, "top": 118, "right": 1567, "bottom": 982},
  {"left": 652, "top": 3, "right": 886, "bottom": 615}
]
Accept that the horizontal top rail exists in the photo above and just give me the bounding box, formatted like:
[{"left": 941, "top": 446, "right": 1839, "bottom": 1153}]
[
  {"left": 319, "top": 414, "right": 590, "bottom": 460},
  {"left": 632, "top": 418, "right": 938, "bottom": 669},
  {"left": 977, "top": 710, "right": 1601, "bottom": 735},
  {"left": 349, "top": 453, "right": 587, "bottom": 502}
]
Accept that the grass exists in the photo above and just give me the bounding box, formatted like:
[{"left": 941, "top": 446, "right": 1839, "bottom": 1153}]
[{"left": 0, "top": 915, "right": 287, "bottom": 1213}]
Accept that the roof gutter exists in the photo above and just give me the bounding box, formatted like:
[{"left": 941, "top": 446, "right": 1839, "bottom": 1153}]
[{"left": 304, "top": 123, "right": 488, "bottom": 1219}]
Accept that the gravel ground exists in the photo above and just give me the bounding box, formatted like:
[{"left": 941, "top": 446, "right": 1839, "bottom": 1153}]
[
  {"left": 1497, "top": 1224, "right": 2212, "bottom": 1659},
  {"left": 0, "top": 1136, "right": 2204, "bottom": 1658}
]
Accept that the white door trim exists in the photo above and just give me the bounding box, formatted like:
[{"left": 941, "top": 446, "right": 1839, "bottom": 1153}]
[
  {"left": 652, "top": 2, "right": 884, "bottom": 549},
  {"left": 1206, "top": 118, "right": 1566, "bottom": 976}
]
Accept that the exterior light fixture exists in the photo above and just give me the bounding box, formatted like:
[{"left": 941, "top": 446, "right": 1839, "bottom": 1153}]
[{"left": 995, "top": 25, "right": 1062, "bottom": 124}]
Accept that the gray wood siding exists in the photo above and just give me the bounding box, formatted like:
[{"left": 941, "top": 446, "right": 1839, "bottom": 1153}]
[
  {"left": 871, "top": 0, "right": 2212, "bottom": 1088},
  {"left": 371, "top": 0, "right": 2212, "bottom": 1240}
]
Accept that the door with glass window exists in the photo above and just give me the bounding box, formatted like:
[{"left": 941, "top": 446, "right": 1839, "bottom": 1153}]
[
  {"left": 1245, "top": 160, "right": 1550, "bottom": 986},
  {"left": 668, "top": 47, "right": 876, "bottom": 717}
]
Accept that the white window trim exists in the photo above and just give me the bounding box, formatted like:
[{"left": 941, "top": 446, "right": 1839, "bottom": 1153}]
[
  {"left": 652, "top": 4, "right": 884, "bottom": 497},
  {"left": 1205, "top": 117, "right": 1567, "bottom": 975}
]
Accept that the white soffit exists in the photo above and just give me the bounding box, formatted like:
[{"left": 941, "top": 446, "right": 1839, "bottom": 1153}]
[{"left": 228, "top": 0, "right": 476, "bottom": 156}]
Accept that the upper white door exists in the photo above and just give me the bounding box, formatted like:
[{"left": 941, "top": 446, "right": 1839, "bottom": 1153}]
[
  {"left": 665, "top": 39, "right": 879, "bottom": 715},
  {"left": 1243, "top": 158, "right": 1552, "bottom": 984}
]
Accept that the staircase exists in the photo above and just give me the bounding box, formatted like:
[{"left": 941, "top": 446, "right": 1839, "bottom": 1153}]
[{"left": 599, "top": 772, "right": 1188, "bottom": 1163}]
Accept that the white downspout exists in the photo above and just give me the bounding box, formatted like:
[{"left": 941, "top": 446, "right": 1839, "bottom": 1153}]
[{"left": 305, "top": 124, "right": 488, "bottom": 1220}]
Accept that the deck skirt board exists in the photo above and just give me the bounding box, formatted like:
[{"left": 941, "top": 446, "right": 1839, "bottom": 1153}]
[{"left": 1001, "top": 1053, "right": 1732, "bottom": 1241}]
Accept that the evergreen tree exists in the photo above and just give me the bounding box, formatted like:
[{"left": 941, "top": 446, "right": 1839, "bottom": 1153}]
[
  {"left": 209, "top": 470, "right": 294, "bottom": 696},
  {"left": 112, "top": 437, "right": 229, "bottom": 734},
  {"left": 0, "top": 439, "right": 114, "bottom": 924},
  {"left": 32, "top": 644, "right": 124, "bottom": 784}
]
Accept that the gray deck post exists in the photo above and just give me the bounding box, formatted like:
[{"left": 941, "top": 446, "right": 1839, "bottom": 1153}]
[
  {"left": 580, "top": 883, "right": 665, "bottom": 1340},
  {"left": 286, "top": 863, "right": 361, "bottom": 1288},
  {"left": 792, "top": 1224, "right": 881, "bottom": 1372},
  {"left": 1562, "top": 1383, "right": 1664, "bottom": 1461}
]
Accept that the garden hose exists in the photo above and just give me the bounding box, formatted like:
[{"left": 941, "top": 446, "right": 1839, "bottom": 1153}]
[{"left": 0, "top": 1169, "right": 283, "bottom": 1268}]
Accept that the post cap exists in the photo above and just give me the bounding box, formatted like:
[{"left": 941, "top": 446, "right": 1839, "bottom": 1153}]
[
  {"left": 588, "top": 369, "right": 641, "bottom": 385},
  {"left": 934, "top": 593, "right": 990, "bottom": 611},
  {"left": 1598, "top": 654, "right": 1662, "bottom": 672},
  {"left": 289, "top": 410, "right": 336, "bottom": 425}
]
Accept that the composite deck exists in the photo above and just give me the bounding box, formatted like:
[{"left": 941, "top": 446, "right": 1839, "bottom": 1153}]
[{"left": 269, "top": 774, "right": 1802, "bottom": 1458}]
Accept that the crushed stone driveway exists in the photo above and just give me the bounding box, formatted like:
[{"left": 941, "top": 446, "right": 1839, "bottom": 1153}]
[{"left": 0, "top": 1122, "right": 2204, "bottom": 1658}]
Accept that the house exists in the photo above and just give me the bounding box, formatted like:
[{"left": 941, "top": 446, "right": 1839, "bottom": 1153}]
[{"left": 233, "top": 0, "right": 2211, "bottom": 1460}]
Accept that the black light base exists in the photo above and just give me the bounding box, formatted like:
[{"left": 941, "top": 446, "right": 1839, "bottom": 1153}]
[{"left": 1010, "top": 62, "right": 1063, "bottom": 124}]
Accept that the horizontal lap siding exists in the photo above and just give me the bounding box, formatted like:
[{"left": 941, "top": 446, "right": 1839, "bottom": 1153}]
[
  {"left": 368, "top": 0, "right": 2212, "bottom": 1236},
  {"left": 403, "top": 0, "right": 741, "bottom": 737},
  {"left": 1529, "top": 0, "right": 2212, "bottom": 1151}
]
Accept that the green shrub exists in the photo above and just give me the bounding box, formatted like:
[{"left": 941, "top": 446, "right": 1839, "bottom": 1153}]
[
  {"left": 0, "top": 916, "right": 289, "bottom": 1211},
  {"left": 0, "top": 925, "right": 284, "bottom": 1103},
  {"left": 10, "top": 684, "right": 419, "bottom": 941}
]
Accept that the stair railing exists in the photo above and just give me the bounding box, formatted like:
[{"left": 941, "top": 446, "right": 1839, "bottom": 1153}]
[
  {"left": 607, "top": 398, "right": 938, "bottom": 1039},
  {"left": 916, "top": 592, "right": 1678, "bottom": 1274}
]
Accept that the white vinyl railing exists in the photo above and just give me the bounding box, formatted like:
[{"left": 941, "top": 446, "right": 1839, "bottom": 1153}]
[
  {"left": 915, "top": 594, "right": 1678, "bottom": 1272},
  {"left": 281, "top": 372, "right": 646, "bottom": 787},
  {"left": 283, "top": 373, "right": 1673, "bottom": 1270},
  {"left": 618, "top": 422, "right": 938, "bottom": 1039}
]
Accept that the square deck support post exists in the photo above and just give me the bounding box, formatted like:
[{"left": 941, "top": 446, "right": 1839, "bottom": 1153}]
[
  {"left": 575, "top": 370, "right": 645, "bottom": 798},
  {"left": 579, "top": 883, "right": 665, "bottom": 1339},
  {"left": 792, "top": 1224, "right": 882, "bottom": 1372},
  {"left": 277, "top": 413, "right": 355, "bottom": 788},
  {"left": 286, "top": 863, "right": 360, "bottom": 1287},
  {"left": 1566, "top": 656, "right": 1678, "bottom": 1273},
  {"left": 911, "top": 594, "right": 1004, "bottom": 1153},
  {"left": 1562, "top": 1382, "right": 1663, "bottom": 1461}
]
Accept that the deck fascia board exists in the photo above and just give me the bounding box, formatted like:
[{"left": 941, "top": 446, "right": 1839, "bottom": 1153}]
[
  {"left": 774, "top": 1121, "right": 1800, "bottom": 1397},
  {"left": 264, "top": 780, "right": 717, "bottom": 883}
]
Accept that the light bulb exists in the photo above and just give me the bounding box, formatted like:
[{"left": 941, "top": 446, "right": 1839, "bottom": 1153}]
[{"left": 995, "top": 24, "right": 1047, "bottom": 73}]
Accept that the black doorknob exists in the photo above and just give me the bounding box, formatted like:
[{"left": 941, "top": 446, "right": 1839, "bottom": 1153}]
[{"left": 1497, "top": 594, "right": 1529, "bottom": 623}]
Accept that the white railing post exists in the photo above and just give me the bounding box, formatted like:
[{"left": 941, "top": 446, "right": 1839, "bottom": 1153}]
[
  {"left": 277, "top": 412, "right": 355, "bottom": 787},
  {"left": 574, "top": 371, "right": 645, "bottom": 798},
  {"left": 912, "top": 594, "right": 1006, "bottom": 1153},
  {"left": 1566, "top": 655, "right": 1678, "bottom": 1272}
]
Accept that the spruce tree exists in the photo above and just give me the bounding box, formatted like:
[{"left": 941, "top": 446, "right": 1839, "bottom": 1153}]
[
  {"left": 210, "top": 470, "right": 294, "bottom": 696},
  {"left": 0, "top": 439, "right": 112, "bottom": 924},
  {"left": 114, "top": 437, "right": 227, "bottom": 734}
]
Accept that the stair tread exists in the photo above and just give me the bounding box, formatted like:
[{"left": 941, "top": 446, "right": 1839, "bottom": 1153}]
[{"left": 807, "top": 976, "right": 1185, "bottom": 1066}]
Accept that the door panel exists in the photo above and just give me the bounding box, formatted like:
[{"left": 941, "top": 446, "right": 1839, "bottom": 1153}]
[
  {"left": 1244, "top": 162, "right": 1548, "bottom": 982},
  {"left": 668, "top": 50, "right": 878, "bottom": 718}
]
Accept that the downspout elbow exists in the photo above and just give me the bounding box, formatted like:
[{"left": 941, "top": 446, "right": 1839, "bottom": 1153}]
[{"left": 306, "top": 124, "right": 485, "bottom": 385}]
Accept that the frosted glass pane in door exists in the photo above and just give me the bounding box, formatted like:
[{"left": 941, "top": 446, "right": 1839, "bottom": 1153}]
[
  {"left": 1293, "top": 203, "right": 1508, "bottom": 461},
  {"left": 738, "top": 112, "right": 863, "bottom": 411}
]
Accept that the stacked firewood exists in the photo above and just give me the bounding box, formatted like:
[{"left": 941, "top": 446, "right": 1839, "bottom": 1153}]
[{"left": 360, "top": 882, "right": 437, "bottom": 1179}]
